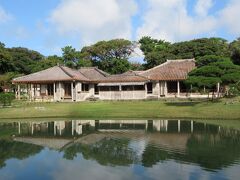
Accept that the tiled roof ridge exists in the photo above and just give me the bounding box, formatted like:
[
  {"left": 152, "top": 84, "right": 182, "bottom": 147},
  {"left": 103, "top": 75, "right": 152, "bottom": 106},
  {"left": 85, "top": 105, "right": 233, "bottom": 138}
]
[
  {"left": 166, "top": 58, "right": 195, "bottom": 62},
  {"left": 93, "top": 67, "right": 110, "bottom": 77},
  {"left": 79, "top": 66, "right": 110, "bottom": 77},
  {"left": 13, "top": 66, "right": 59, "bottom": 81},
  {"left": 58, "top": 65, "right": 75, "bottom": 79},
  {"left": 108, "top": 71, "right": 148, "bottom": 80},
  {"left": 61, "top": 66, "right": 90, "bottom": 80},
  {"left": 143, "top": 58, "right": 195, "bottom": 73}
]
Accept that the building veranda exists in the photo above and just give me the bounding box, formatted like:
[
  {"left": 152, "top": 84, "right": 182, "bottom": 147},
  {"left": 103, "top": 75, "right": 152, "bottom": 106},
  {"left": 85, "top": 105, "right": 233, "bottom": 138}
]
[{"left": 12, "top": 59, "right": 220, "bottom": 101}]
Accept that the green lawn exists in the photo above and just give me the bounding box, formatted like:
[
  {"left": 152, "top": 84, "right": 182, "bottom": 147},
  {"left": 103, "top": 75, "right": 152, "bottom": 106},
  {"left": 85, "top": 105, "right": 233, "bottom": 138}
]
[{"left": 0, "top": 98, "right": 240, "bottom": 120}]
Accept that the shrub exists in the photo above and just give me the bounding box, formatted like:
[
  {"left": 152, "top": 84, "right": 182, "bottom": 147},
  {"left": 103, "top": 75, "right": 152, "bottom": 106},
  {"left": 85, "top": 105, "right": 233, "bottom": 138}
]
[
  {"left": 226, "top": 84, "right": 240, "bottom": 97},
  {"left": 0, "top": 93, "right": 15, "bottom": 106}
]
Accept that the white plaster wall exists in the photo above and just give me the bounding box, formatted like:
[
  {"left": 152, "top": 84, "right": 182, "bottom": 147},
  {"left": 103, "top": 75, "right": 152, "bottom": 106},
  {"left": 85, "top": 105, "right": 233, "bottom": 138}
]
[
  {"left": 75, "top": 83, "right": 95, "bottom": 101},
  {"left": 152, "top": 81, "right": 160, "bottom": 96},
  {"left": 99, "top": 90, "right": 146, "bottom": 100}
]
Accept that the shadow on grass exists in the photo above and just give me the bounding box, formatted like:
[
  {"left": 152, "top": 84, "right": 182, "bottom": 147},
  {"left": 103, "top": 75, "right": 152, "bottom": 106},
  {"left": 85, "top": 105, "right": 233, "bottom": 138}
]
[{"left": 165, "top": 102, "right": 201, "bottom": 106}]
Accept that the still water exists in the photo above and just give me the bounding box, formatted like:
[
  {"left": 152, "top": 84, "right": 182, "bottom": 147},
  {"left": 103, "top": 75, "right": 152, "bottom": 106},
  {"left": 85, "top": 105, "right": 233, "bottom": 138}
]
[{"left": 0, "top": 120, "right": 240, "bottom": 180}]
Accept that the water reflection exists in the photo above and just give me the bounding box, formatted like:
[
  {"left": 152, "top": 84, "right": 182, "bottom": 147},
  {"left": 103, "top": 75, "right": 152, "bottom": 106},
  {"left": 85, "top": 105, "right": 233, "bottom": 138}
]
[
  {"left": 15, "top": 120, "right": 222, "bottom": 137},
  {"left": 0, "top": 120, "right": 240, "bottom": 179}
]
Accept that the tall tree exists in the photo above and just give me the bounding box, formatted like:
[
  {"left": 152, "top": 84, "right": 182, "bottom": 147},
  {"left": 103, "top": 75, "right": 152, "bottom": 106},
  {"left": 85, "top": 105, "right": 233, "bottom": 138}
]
[
  {"left": 80, "top": 39, "right": 133, "bottom": 74},
  {"left": 139, "top": 37, "right": 231, "bottom": 69},
  {"left": 229, "top": 38, "right": 240, "bottom": 65},
  {"left": 7, "top": 47, "right": 43, "bottom": 74},
  {"left": 0, "top": 43, "right": 14, "bottom": 74},
  {"left": 139, "top": 36, "right": 173, "bottom": 69},
  {"left": 62, "top": 46, "right": 78, "bottom": 68},
  {"left": 32, "top": 55, "right": 64, "bottom": 72},
  {"left": 185, "top": 58, "right": 240, "bottom": 93}
]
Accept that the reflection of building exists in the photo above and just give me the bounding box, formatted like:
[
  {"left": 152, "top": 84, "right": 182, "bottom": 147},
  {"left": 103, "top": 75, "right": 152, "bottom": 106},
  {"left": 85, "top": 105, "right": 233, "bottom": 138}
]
[{"left": 16, "top": 120, "right": 208, "bottom": 137}]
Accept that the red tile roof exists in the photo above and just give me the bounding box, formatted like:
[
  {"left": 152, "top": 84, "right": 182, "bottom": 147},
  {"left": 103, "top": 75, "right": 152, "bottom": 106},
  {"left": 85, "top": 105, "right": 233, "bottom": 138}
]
[
  {"left": 12, "top": 59, "right": 195, "bottom": 83},
  {"left": 12, "top": 66, "right": 89, "bottom": 83},
  {"left": 140, "top": 59, "right": 195, "bottom": 81}
]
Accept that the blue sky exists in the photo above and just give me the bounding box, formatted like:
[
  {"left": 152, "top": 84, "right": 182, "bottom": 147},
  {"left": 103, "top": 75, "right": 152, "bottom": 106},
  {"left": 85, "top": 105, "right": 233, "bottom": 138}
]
[{"left": 0, "top": 0, "right": 239, "bottom": 57}]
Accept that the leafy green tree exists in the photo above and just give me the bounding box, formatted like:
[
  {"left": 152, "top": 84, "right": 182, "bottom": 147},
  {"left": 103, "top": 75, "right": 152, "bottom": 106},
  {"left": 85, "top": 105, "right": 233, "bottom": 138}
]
[
  {"left": 139, "top": 36, "right": 173, "bottom": 69},
  {"left": 139, "top": 37, "right": 231, "bottom": 69},
  {"left": 229, "top": 38, "right": 240, "bottom": 65},
  {"left": 0, "top": 43, "right": 15, "bottom": 74},
  {"left": 186, "top": 58, "right": 240, "bottom": 95},
  {"left": 80, "top": 39, "right": 133, "bottom": 74},
  {"left": 61, "top": 46, "right": 79, "bottom": 68},
  {"left": 7, "top": 47, "right": 43, "bottom": 74},
  {"left": 130, "top": 62, "right": 144, "bottom": 71},
  {"left": 172, "top": 38, "right": 230, "bottom": 59},
  {"left": 32, "top": 55, "right": 64, "bottom": 72},
  {"left": 0, "top": 72, "right": 21, "bottom": 92},
  {"left": 196, "top": 55, "right": 227, "bottom": 67}
]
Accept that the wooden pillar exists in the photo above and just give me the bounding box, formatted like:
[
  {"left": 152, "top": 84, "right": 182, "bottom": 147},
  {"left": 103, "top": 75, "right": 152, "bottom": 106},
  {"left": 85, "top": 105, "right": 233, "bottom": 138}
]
[
  {"left": 17, "top": 85, "right": 20, "bottom": 100},
  {"left": 164, "top": 81, "right": 168, "bottom": 97},
  {"left": 71, "top": 82, "right": 74, "bottom": 101},
  {"left": 31, "top": 122, "right": 34, "bottom": 135},
  {"left": 190, "top": 84, "right": 193, "bottom": 97},
  {"left": 145, "top": 120, "right": 148, "bottom": 130},
  {"left": 54, "top": 122, "right": 56, "bottom": 136},
  {"left": 165, "top": 120, "right": 168, "bottom": 132},
  {"left": 53, "top": 83, "right": 56, "bottom": 101},
  {"left": 178, "top": 120, "right": 181, "bottom": 133},
  {"left": 191, "top": 120, "right": 193, "bottom": 133},
  {"left": 46, "top": 84, "right": 48, "bottom": 96},
  {"left": 217, "top": 82, "right": 220, "bottom": 98},
  {"left": 177, "top": 81, "right": 180, "bottom": 97},
  {"left": 72, "top": 120, "right": 74, "bottom": 136},
  {"left": 145, "top": 83, "right": 147, "bottom": 98},
  {"left": 59, "top": 82, "right": 63, "bottom": 100},
  {"left": 18, "top": 122, "right": 21, "bottom": 134}
]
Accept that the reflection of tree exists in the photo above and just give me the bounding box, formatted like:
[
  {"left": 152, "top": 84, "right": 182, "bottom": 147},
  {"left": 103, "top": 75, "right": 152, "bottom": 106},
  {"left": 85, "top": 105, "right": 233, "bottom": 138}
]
[
  {"left": 0, "top": 123, "right": 18, "bottom": 138},
  {"left": 184, "top": 132, "right": 240, "bottom": 171},
  {"left": 141, "top": 131, "right": 240, "bottom": 171},
  {"left": 142, "top": 145, "right": 168, "bottom": 167},
  {"left": 0, "top": 139, "right": 43, "bottom": 168},
  {"left": 63, "top": 137, "right": 137, "bottom": 166}
]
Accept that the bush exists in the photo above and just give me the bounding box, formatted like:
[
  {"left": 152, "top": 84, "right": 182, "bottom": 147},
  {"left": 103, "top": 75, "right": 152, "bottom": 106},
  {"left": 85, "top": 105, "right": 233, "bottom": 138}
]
[
  {"left": 0, "top": 93, "right": 15, "bottom": 106},
  {"left": 226, "top": 84, "right": 240, "bottom": 97}
]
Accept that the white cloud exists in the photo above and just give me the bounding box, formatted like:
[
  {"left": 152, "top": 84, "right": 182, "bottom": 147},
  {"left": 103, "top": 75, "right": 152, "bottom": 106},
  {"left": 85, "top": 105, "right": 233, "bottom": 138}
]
[
  {"left": 49, "top": 0, "right": 137, "bottom": 44},
  {"left": 0, "top": 5, "right": 12, "bottom": 23},
  {"left": 194, "top": 0, "right": 214, "bottom": 17},
  {"left": 136, "top": 0, "right": 217, "bottom": 42},
  {"left": 219, "top": 0, "right": 240, "bottom": 36}
]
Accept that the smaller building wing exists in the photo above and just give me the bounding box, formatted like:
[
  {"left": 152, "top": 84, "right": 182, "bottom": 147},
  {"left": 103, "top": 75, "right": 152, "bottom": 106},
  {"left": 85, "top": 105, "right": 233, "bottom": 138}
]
[{"left": 141, "top": 59, "right": 195, "bottom": 81}]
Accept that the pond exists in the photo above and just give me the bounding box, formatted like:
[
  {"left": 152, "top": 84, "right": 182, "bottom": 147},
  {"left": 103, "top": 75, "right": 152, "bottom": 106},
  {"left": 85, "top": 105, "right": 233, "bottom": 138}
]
[{"left": 0, "top": 119, "right": 240, "bottom": 180}]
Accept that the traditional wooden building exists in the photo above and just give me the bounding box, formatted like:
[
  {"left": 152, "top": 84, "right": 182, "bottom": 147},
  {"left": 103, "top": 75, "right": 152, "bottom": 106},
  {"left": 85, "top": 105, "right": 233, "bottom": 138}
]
[{"left": 12, "top": 59, "right": 200, "bottom": 101}]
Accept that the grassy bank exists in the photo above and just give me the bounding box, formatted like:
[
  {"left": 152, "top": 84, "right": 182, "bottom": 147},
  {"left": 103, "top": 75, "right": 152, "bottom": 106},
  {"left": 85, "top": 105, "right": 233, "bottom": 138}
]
[{"left": 0, "top": 98, "right": 240, "bottom": 120}]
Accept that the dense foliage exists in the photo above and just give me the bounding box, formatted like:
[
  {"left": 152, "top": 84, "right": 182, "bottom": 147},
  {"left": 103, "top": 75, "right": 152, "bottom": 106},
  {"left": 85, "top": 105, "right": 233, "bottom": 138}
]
[{"left": 0, "top": 93, "right": 15, "bottom": 106}]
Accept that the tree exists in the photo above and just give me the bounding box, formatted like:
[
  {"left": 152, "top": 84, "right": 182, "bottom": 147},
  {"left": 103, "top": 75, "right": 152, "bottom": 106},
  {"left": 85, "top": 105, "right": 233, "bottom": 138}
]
[
  {"left": 32, "top": 55, "right": 64, "bottom": 72},
  {"left": 0, "top": 72, "right": 21, "bottom": 91},
  {"left": 62, "top": 46, "right": 79, "bottom": 68},
  {"left": 0, "top": 43, "right": 15, "bottom": 74},
  {"left": 7, "top": 47, "right": 43, "bottom": 74},
  {"left": 196, "top": 55, "right": 227, "bottom": 67},
  {"left": 185, "top": 57, "right": 240, "bottom": 96},
  {"left": 139, "top": 36, "right": 173, "bottom": 69},
  {"left": 172, "top": 38, "right": 230, "bottom": 59},
  {"left": 80, "top": 39, "right": 133, "bottom": 74},
  {"left": 139, "top": 37, "right": 231, "bottom": 69},
  {"left": 229, "top": 38, "right": 240, "bottom": 65}
]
